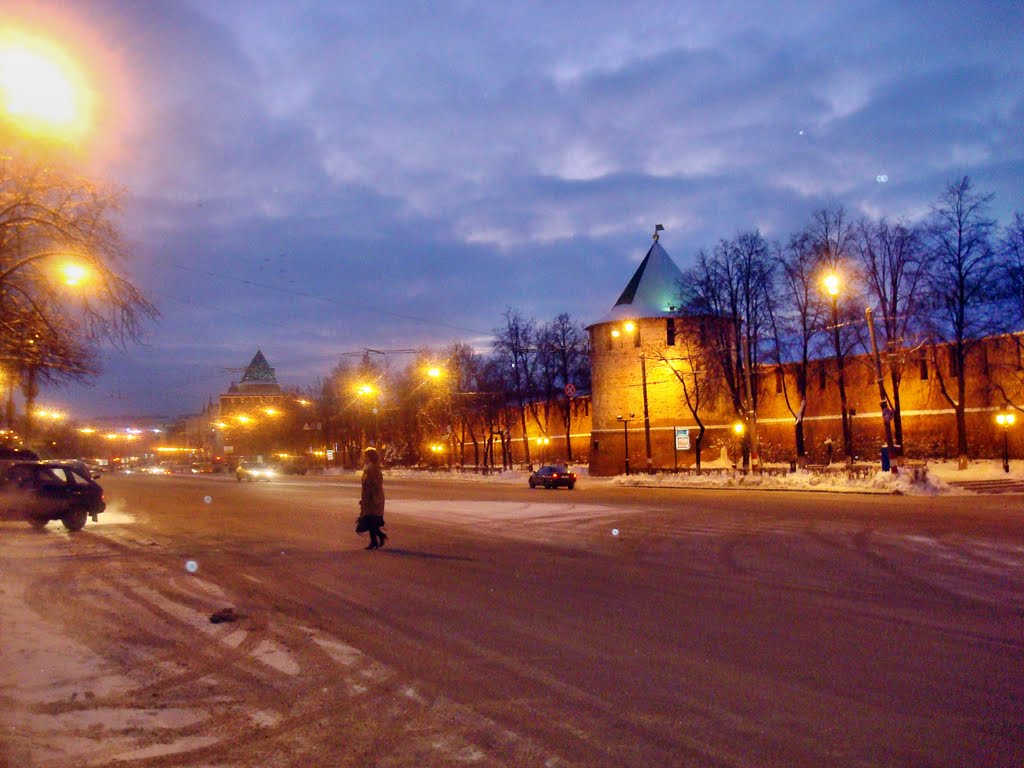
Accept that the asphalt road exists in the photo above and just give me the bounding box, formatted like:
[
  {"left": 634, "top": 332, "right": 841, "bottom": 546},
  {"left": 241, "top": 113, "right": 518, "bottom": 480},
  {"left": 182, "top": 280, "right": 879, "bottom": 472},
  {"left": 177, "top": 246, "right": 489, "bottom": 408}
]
[{"left": 2, "top": 473, "right": 1023, "bottom": 767}]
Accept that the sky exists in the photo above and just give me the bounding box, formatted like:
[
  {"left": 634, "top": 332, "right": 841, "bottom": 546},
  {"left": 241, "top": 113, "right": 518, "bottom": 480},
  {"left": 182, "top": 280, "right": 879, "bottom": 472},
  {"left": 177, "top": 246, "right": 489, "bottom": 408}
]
[{"left": 2, "top": 0, "right": 1022, "bottom": 420}]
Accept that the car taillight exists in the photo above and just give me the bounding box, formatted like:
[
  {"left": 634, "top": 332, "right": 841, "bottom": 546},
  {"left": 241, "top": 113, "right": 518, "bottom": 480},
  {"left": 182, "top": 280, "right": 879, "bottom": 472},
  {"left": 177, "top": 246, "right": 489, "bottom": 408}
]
[{"left": 552, "top": 473, "right": 559, "bottom": 478}]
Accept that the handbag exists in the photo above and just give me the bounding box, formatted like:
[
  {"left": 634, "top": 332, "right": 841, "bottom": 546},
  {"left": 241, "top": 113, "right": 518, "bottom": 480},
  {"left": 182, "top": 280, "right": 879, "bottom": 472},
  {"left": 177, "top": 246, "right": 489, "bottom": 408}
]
[{"left": 355, "top": 514, "right": 371, "bottom": 534}]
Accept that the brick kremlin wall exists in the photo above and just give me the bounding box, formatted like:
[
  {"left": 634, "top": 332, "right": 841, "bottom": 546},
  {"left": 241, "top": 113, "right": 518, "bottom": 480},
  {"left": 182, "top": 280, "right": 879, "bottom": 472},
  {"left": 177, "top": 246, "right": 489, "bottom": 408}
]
[{"left": 587, "top": 316, "right": 1024, "bottom": 476}]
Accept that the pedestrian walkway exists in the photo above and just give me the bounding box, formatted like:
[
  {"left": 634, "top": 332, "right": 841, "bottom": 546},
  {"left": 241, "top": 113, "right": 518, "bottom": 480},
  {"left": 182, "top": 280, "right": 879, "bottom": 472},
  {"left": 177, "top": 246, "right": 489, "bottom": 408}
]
[{"left": 947, "top": 478, "right": 1024, "bottom": 494}]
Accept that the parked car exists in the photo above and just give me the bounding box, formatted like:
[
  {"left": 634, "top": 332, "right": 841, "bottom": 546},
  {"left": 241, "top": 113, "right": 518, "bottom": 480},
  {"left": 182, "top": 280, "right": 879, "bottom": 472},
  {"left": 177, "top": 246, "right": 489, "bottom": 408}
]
[
  {"left": 271, "top": 455, "right": 309, "bottom": 475},
  {"left": 528, "top": 464, "right": 577, "bottom": 490},
  {"left": 0, "top": 446, "right": 40, "bottom": 476},
  {"left": 236, "top": 460, "right": 274, "bottom": 482},
  {"left": 1, "top": 461, "right": 106, "bottom": 531}
]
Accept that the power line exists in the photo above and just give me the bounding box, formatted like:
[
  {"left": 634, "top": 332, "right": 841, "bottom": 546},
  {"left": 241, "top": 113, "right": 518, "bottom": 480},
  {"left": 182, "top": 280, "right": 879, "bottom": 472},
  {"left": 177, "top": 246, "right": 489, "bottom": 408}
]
[{"left": 165, "top": 264, "right": 491, "bottom": 337}]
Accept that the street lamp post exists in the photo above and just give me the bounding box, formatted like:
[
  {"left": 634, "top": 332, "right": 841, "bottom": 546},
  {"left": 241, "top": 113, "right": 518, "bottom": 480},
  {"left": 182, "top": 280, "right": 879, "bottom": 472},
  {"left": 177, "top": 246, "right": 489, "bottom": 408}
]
[
  {"left": 623, "top": 321, "right": 654, "bottom": 473},
  {"left": 996, "top": 411, "right": 1016, "bottom": 473},
  {"left": 866, "top": 307, "right": 897, "bottom": 471},
  {"left": 536, "top": 436, "right": 550, "bottom": 465},
  {"left": 617, "top": 414, "right": 634, "bottom": 475},
  {"left": 739, "top": 328, "right": 760, "bottom": 472},
  {"left": 823, "top": 272, "right": 853, "bottom": 464}
]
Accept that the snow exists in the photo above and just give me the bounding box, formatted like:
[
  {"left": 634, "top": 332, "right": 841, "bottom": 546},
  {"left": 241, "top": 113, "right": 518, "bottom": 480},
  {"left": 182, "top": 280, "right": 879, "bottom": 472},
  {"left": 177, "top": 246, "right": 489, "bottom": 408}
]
[
  {"left": 926, "top": 459, "right": 1024, "bottom": 482},
  {"left": 347, "top": 458, "right": 1024, "bottom": 495}
]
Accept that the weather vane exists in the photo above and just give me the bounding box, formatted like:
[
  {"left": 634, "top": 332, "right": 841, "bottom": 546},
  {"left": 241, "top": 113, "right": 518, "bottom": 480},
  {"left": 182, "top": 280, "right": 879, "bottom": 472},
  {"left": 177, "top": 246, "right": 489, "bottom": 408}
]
[{"left": 653, "top": 224, "right": 664, "bottom": 241}]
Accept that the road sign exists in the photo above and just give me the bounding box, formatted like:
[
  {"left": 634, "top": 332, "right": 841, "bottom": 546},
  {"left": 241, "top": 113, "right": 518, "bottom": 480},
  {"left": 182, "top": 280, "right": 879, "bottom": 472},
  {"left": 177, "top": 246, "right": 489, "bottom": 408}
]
[
  {"left": 564, "top": 383, "right": 577, "bottom": 397},
  {"left": 326, "top": 450, "right": 334, "bottom": 461},
  {"left": 675, "top": 427, "right": 690, "bottom": 451}
]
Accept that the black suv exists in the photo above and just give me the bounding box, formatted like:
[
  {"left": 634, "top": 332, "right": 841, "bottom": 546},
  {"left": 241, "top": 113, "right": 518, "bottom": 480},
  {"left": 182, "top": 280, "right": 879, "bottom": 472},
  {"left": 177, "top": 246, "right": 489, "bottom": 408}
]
[{"left": 1, "top": 461, "right": 106, "bottom": 531}]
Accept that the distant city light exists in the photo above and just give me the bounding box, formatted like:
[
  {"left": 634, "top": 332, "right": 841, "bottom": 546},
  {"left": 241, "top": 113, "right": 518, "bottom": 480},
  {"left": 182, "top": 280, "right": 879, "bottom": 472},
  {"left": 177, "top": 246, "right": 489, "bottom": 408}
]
[{"left": 876, "top": 174, "right": 888, "bottom": 183}]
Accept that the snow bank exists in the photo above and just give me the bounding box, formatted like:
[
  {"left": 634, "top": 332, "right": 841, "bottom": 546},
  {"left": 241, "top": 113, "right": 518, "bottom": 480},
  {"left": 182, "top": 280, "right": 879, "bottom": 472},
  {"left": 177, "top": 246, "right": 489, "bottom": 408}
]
[
  {"left": 610, "top": 466, "right": 952, "bottom": 495},
  {"left": 325, "top": 458, "right": 1024, "bottom": 494}
]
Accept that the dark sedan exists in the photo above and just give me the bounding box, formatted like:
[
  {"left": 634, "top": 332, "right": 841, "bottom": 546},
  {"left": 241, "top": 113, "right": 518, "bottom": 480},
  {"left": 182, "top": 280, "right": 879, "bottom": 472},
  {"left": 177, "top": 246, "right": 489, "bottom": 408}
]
[
  {"left": 528, "top": 464, "right": 577, "bottom": 490},
  {"left": 1, "top": 461, "right": 106, "bottom": 531}
]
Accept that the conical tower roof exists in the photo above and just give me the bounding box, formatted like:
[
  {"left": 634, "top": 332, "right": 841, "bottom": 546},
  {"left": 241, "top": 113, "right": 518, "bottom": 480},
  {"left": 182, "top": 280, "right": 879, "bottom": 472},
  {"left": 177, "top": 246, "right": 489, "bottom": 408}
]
[
  {"left": 592, "top": 239, "right": 685, "bottom": 326},
  {"left": 237, "top": 349, "right": 281, "bottom": 394},
  {"left": 240, "top": 349, "right": 277, "bottom": 383}
]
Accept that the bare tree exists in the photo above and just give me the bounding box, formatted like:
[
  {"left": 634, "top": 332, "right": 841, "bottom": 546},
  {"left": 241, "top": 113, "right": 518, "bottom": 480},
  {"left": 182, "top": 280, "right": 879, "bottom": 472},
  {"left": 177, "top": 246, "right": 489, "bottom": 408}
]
[
  {"left": 492, "top": 308, "right": 538, "bottom": 466},
  {"left": 682, "top": 230, "right": 775, "bottom": 466},
  {"left": 924, "top": 176, "right": 1002, "bottom": 465},
  {"left": 1001, "top": 212, "right": 1024, "bottom": 326},
  {"left": 0, "top": 152, "right": 157, "bottom": 432},
  {"left": 536, "top": 313, "right": 590, "bottom": 462},
  {"left": 854, "top": 217, "right": 927, "bottom": 449},
  {"left": 766, "top": 234, "right": 826, "bottom": 461},
  {"left": 651, "top": 318, "right": 721, "bottom": 468},
  {"left": 800, "top": 207, "right": 864, "bottom": 461},
  {"left": 446, "top": 342, "right": 483, "bottom": 466}
]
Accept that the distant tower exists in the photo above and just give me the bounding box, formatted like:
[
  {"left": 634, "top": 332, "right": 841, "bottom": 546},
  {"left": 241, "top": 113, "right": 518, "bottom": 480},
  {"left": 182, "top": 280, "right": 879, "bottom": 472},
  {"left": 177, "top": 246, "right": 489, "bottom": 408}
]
[
  {"left": 587, "top": 232, "right": 687, "bottom": 475},
  {"left": 237, "top": 349, "right": 281, "bottom": 395}
]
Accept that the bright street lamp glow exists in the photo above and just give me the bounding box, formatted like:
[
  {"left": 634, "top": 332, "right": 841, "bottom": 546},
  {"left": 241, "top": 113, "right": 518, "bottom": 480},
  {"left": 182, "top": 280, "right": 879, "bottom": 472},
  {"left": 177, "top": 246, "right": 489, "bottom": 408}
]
[
  {"left": 427, "top": 367, "right": 442, "bottom": 379},
  {"left": 624, "top": 321, "right": 636, "bottom": 333},
  {"left": 997, "top": 413, "right": 1016, "bottom": 426},
  {"left": 611, "top": 329, "right": 620, "bottom": 338},
  {"left": 0, "top": 31, "right": 92, "bottom": 140},
  {"left": 823, "top": 273, "right": 841, "bottom": 297},
  {"left": 263, "top": 407, "right": 280, "bottom": 416},
  {"left": 732, "top": 421, "right": 746, "bottom": 435},
  {"left": 59, "top": 261, "right": 89, "bottom": 286},
  {"left": 357, "top": 384, "right": 375, "bottom": 396},
  {"left": 234, "top": 415, "right": 251, "bottom": 424}
]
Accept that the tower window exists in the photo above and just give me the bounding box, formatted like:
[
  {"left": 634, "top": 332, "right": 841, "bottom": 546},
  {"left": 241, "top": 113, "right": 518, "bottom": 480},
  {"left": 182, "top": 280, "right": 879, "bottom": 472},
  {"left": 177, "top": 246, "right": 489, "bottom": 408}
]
[{"left": 666, "top": 318, "right": 676, "bottom": 346}]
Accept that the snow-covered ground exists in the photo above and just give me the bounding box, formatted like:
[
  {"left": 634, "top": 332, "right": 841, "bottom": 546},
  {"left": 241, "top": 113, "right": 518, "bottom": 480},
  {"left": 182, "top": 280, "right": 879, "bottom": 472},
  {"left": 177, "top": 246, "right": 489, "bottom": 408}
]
[{"left": 342, "top": 457, "right": 1024, "bottom": 495}]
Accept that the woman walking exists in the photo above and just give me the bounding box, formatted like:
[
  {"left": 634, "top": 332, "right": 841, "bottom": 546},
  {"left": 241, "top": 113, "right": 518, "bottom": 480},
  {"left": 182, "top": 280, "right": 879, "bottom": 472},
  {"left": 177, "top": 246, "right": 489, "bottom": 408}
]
[{"left": 359, "top": 447, "right": 387, "bottom": 550}]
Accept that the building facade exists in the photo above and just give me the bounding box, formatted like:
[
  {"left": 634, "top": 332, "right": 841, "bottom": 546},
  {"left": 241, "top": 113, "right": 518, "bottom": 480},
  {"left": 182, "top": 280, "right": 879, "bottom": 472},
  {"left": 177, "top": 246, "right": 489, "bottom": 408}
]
[{"left": 586, "top": 236, "right": 1024, "bottom": 476}]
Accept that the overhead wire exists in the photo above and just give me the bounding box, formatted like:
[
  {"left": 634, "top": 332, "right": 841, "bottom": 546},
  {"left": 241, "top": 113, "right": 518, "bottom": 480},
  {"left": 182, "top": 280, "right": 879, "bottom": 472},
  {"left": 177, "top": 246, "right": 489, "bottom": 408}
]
[{"left": 165, "top": 263, "right": 491, "bottom": 337}]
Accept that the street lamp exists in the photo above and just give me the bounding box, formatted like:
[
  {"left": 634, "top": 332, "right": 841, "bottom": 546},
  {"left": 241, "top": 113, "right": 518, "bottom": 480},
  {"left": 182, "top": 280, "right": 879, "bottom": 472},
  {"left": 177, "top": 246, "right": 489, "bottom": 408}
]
[
  {"left": 822, "top": 271, "right": 853, "bottom": 464},
  {"left": 996, "top": 411, "right": 1016, "bottom": 473},
  {"left": 536, "top": 435, "right": 550, "bottom": 464},
  {"left": 357, "top": 383, "right": 380, "bottom": 447},
  {"left": 0, "top": 250, "right": 92, "bottom": 291},
  {"left": 622, "top": 321, "right": 653, "bottom": 472},
  {"left": 0, "top": 30, "right": 93, "bottom": 142},
  {"left": 732, "top": 421, "right": 746, "bottom": 470},
  {"left": 616, "top": 414, "right": 635, "bottom": 475}
]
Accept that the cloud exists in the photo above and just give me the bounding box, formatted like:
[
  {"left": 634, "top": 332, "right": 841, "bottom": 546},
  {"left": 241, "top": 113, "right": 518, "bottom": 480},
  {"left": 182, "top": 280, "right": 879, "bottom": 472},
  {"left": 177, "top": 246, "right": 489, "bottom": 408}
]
[{"left": 4, "top": 0, "right": 1021, "bottom": 417}]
